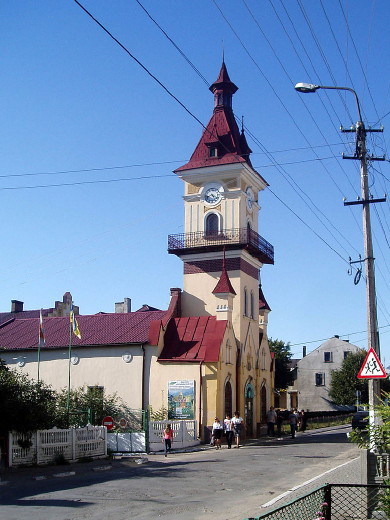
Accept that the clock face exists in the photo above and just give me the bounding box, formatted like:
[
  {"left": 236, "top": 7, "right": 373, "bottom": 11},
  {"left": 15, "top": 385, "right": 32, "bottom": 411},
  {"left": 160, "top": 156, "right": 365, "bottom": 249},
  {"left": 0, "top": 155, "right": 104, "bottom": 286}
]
[
  {"left": 204, "top": 187, "right": 222, "bottom": 205},
  {"left": 246, "top": 187, "right": 255, "bottom": 210}
]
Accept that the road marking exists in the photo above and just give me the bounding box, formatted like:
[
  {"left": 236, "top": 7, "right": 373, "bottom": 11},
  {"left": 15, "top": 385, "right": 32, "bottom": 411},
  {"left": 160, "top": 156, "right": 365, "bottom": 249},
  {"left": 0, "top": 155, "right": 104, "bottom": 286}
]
[{"left": 261, "top": 457, "right": 359, "bottom": 508}]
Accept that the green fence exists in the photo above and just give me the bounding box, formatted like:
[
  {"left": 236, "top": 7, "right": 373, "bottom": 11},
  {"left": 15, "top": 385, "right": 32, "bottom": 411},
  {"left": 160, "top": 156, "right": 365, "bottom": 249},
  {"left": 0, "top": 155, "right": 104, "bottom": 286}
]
[{"left": 243, "top": 484, "right": 390, "bottom": 520}]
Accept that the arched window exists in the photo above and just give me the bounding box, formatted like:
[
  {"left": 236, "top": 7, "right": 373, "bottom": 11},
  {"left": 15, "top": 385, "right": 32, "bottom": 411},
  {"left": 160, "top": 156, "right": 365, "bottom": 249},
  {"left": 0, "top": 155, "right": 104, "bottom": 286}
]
[
  {"left": 244, "top": 287, "right": 248, "bottom": 316},
  {"left": 250, "top": 290, "right": 254, "bottom": 319},
  {"left": 205, "top": 213, "right": 219, "bottom": 237},
  {"left": 224, "top": 381, "right": 232, "bottom": 418}
]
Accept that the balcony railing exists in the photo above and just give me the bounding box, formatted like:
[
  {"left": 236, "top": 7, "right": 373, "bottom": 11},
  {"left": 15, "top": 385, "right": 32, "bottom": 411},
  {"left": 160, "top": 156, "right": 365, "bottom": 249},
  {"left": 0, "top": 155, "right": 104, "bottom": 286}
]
[{"left": 167, "top": 228, "right": 274, "bottom": 264}]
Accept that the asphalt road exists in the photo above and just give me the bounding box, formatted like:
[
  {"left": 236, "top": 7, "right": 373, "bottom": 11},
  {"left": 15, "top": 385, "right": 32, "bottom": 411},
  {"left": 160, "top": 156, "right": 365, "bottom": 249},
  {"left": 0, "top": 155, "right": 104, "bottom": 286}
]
[{"left": 0, "top": 426, "right": 361, "bottom": 520}]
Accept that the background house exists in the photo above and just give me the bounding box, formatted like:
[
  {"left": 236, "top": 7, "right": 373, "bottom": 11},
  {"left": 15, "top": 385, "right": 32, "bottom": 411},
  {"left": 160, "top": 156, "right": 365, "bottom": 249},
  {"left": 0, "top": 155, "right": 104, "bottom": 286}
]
[{"left": 288, "top": 336, "right": 362, "bottom": 411}]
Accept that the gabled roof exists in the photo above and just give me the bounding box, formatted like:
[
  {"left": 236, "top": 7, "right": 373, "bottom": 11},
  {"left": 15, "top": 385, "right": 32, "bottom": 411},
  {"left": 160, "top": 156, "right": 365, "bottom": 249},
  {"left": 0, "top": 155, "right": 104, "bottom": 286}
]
[
  {"left": 158, "top": 316, "right": 227, "bottom": 363},
  {"left": 175, "top": 62, "right": 256, "bottom": 173},
  {"left": 0, "top": 310, "right": 167, "bottom": 351}
]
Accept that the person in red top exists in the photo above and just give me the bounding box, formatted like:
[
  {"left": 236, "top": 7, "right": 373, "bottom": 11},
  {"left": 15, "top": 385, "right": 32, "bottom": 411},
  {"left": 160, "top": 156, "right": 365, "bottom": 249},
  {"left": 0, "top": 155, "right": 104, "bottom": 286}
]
[{"left": 162, "top": 424, "right": 174, "bottom": 457}]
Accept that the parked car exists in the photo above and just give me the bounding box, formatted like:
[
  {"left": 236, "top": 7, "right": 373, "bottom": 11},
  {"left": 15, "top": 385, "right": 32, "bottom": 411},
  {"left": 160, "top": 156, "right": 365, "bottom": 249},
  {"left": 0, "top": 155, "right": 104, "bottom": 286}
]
[{"left": 351, "top": 410, "right": 369, "bottom": 430}]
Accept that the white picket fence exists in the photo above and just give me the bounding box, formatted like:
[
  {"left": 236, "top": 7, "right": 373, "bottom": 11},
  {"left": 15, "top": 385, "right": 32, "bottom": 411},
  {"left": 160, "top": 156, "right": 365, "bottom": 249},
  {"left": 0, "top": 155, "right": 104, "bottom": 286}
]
[
  {"left": 9, "top": 426, "right": 107, "bottom": 467},
  {"left": 148, "top": 420, "right": 199, "bottom": 452}
]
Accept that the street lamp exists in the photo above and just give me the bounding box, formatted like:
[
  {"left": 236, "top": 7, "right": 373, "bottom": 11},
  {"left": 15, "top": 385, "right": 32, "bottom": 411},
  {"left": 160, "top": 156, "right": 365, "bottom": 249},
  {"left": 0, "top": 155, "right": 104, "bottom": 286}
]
[{"left": 295, "top": 82, "right": 385, "bottom": 434}]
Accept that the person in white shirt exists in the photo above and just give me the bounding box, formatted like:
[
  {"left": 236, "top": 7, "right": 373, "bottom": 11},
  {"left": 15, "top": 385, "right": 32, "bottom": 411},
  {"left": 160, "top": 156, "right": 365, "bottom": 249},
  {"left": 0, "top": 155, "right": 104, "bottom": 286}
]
[
  {"left": 231, "top": 411, "right": 244, "bottom": 448},
  {"left": 223, "top": 414, "right": 234, "bottom": 448},
  {"left": 212, "top": 418, "right": 223, "bottom": 449}
]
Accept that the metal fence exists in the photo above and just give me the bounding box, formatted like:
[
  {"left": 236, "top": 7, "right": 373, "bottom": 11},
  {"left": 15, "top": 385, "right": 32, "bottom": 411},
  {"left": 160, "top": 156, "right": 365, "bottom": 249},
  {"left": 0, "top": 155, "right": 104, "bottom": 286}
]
[{"left": 243, "top": 484, "right": 390, "bottom": 520}]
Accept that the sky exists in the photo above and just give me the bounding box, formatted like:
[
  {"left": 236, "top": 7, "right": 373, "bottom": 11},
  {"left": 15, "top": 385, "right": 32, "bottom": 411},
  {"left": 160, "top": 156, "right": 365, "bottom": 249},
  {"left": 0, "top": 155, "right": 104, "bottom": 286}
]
[{"left": 1, "top": 1, "right": 389, "bottom": 362}]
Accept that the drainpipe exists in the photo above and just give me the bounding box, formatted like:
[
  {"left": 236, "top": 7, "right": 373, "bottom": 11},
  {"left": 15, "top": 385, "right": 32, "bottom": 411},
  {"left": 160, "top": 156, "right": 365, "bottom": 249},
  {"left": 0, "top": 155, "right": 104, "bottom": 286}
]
[{"left": 199, "top": 361, "right": 203, "bottom": 439}]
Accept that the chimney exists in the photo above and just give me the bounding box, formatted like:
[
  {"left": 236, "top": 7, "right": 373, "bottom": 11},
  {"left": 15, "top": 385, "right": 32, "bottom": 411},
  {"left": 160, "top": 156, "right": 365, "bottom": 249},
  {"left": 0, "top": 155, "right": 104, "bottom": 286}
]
[
  {"left": 302, "top": 345, "right": 307, "bottom": 358},
  {"left": 115, "top": 298, "right": 131, "bottom": 313},
  {"left": 11, "top": 300, "right": 24, "bottom": 313}
]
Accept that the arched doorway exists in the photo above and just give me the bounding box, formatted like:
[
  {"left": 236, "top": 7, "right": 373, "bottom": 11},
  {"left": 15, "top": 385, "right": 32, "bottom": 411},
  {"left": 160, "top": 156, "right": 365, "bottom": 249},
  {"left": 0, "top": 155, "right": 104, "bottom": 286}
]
[
  {"left": 261, "top": 385, "right": 267, "bottom": 423},
  {"left": 244, "top": 382, "right": 254, "bottom": 437},
  {"left": 224, "top": 380, "right": 232, "bottom": 418}
]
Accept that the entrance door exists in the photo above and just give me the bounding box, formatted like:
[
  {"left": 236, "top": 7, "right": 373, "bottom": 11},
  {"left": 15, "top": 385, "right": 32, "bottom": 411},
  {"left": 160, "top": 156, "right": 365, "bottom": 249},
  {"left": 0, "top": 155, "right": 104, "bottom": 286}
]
[
  {"left": 261, "top": 386, "right": 267, "bottom": 423},
  {"left": 224, "top": 381, "right": 232, "bottom": 418},
  {"left": 244, "top": 383, "right": 254, "bottom": 437}
]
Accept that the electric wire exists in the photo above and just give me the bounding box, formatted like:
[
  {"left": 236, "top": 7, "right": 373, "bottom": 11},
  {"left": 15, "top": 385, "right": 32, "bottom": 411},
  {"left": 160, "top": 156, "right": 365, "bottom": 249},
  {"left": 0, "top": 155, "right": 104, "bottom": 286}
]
[
  {"left": 66, "top": 1, "right": 389, "bottom": 345},
  {"left": 134, "top": 0, "right": 210, "bottom": 87}
]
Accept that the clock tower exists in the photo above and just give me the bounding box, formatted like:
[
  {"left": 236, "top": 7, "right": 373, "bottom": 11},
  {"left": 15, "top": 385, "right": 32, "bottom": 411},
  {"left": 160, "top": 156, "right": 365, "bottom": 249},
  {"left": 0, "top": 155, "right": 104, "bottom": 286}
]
[{"left": 167, "top": 62, "right": 274, "bottom": 429}]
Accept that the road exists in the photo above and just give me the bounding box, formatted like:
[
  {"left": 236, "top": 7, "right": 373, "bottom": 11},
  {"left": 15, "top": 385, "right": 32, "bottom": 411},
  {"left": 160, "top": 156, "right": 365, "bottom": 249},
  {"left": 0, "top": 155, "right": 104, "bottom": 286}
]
[{"left": 0, "top": 427, "right": 361, "bottom": 520}]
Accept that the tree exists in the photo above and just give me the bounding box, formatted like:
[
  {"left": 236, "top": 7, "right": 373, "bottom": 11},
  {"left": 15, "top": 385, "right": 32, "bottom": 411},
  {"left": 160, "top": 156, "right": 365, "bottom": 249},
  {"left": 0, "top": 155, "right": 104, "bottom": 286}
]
[
  {"left": 55, "top": 386, "right": 131, "bottom": 429},
  {"left": 329, "top": 349, "right": 368, "bottom": 406},
  {"left": 0, "top": 363, "right": 58, "bottom": 435},
  {"left": 269, "top": 338, "right": 293, "bottom": 390}
]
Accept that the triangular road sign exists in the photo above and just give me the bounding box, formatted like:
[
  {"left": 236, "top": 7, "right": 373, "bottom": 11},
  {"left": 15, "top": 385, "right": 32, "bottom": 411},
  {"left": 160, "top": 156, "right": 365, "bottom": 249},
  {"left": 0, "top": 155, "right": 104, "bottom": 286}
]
[{"left": 358, "top": 348, "right": 387, "bottom": 379}]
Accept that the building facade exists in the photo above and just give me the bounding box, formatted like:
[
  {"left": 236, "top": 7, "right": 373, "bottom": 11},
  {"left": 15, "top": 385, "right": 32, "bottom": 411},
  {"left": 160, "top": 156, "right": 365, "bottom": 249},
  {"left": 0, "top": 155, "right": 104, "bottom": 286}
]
[{"left": 288, "top": 336, "right": 362, "bottom": 411}]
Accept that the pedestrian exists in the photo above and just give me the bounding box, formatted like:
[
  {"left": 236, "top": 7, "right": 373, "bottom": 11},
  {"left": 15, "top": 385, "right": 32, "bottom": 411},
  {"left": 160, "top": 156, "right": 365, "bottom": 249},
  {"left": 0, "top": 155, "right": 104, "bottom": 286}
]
[
  {"left": 224, "top": 414, "right": 234, "bottom": 449},
  {"left": 212, "top": 417, "right": 223, "bottom": 449},
  {"left": 266, "top": 406, "right": 277, "bottom": 437},
  {"left": 162, "top": 424, "right": 174, "bottom": 456},
  {"left": 276, "top": 409, "right": 284, "bottom": 436},
  {"left": 299, "top": 409, "right": 307, "bottom": 432},
  {"left": 231, "top": 411, "right": 244, "bottom": 448},
  {"left": 289, "top": 409, "right": 298, "bottom": 439}
]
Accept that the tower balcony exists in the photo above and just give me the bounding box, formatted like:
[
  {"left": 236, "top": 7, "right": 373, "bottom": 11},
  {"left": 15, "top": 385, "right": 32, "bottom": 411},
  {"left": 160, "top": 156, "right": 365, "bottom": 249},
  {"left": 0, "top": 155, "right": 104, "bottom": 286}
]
[{"left": 168, "top": 228, "right": 274, "bottom": 265}]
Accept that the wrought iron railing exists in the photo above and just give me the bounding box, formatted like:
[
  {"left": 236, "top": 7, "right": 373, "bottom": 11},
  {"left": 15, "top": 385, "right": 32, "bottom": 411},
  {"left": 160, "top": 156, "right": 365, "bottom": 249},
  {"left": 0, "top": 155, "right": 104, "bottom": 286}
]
[
  {"left": 243, "top": 483, "right": 390, "bottom": 520},
  {"left": 167, "top": 228, "right": 274, "bottom": 264}
]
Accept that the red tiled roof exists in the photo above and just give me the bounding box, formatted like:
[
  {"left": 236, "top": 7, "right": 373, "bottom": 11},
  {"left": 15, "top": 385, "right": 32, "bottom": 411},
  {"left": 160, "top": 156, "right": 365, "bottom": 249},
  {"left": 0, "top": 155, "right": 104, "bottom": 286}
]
[
  {"left": 158, "top": 316, "right": 227, "bottom": 363},
  {"left": 0, "top": 310, "right": 167, "bottom": 351},
  {"left": 0, "top": 308, "right": 53, "bottom": 326}
]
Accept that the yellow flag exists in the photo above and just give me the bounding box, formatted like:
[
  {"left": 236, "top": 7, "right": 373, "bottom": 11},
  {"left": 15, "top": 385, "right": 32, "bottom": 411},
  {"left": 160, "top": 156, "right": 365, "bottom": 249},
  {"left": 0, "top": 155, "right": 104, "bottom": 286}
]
[{"left": 70, "top": 303, "right": 81, "bottom": 339}]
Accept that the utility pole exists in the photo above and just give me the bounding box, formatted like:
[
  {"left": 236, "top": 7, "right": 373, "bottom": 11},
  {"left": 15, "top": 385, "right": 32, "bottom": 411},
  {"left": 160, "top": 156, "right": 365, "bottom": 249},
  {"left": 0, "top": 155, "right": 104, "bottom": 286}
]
[
  {"left": 342, "top": 119, "right": 386, "bottom": 420},
  {"left": 294, "top": 82, "right": 387, "bottom": 429}
]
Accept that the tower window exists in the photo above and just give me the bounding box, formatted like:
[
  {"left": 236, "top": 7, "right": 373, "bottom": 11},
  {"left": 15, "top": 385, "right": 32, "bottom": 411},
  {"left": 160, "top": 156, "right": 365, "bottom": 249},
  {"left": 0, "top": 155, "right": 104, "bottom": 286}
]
[
  {"left": 244, "top": 288, "right": 248, "bottom": 317},
  {"left": 250, "top": 291, "right": 254, "bottom": 319},
  {"left": 205, "top": 213, "right": 219, "bottom": 237}
]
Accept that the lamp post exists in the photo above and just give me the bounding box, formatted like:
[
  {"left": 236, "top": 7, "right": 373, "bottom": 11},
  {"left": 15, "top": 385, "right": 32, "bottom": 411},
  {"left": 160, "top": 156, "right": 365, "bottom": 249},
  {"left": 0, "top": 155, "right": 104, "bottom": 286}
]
[{"left": 294, "top": 82, "right": 386, "bottom": 433}]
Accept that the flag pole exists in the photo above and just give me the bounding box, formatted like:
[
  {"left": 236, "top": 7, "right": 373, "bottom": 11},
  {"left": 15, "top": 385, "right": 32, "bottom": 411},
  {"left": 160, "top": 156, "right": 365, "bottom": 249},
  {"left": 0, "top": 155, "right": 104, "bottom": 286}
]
[{"left": 67, "top": 311, "right": 73, "bottom": 427}]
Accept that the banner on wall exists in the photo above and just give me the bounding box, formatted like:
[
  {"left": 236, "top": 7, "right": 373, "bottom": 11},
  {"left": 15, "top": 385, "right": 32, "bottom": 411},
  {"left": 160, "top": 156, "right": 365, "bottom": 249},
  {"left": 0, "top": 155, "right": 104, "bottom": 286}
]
[{"left": 168, "top": 380, "right": 195, "bottom": 420}]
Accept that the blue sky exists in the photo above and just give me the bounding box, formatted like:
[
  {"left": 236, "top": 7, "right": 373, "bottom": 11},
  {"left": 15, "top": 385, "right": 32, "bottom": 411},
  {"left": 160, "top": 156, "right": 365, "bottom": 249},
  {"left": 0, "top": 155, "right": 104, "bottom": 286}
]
[{"left": 1, "top": 1, "right": 389, "bottom": 361}]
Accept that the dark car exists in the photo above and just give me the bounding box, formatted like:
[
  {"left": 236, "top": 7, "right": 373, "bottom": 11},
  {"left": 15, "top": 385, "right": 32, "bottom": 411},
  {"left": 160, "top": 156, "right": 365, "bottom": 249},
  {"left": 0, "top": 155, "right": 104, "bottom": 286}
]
[{"left": 352, "top": 410, "right": 369, "bottom": 430}]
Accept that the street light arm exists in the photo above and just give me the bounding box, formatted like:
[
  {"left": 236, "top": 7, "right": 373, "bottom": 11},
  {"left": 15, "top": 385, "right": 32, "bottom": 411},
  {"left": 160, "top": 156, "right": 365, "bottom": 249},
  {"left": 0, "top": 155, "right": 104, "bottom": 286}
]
[{"left": 294, "top": 82, "right": 362, "bottom": 121}]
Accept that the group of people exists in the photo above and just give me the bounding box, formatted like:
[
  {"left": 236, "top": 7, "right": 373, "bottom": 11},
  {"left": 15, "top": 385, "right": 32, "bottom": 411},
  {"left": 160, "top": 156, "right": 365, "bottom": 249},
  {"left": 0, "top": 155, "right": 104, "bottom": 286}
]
[
  {"left": 162, "top": 407, "right": 307, "bottom": 455},
  {"left": 266, "top": 406, "right": 307, "bottom": 438},
  {"left": 212, "top": 411, "right": 244, "bottom": 449}
]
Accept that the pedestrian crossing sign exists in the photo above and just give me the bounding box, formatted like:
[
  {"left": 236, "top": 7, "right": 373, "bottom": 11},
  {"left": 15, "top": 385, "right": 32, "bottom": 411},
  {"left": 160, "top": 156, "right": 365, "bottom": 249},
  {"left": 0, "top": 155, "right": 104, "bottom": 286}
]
[{"left": 357, "top": 348, "right": 387, "bottom": 379}]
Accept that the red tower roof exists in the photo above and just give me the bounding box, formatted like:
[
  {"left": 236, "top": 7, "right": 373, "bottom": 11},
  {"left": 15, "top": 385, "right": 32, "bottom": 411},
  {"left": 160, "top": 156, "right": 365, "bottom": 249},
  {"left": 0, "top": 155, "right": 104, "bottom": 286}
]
[
  {"left": 175, "top": 61, "right": 253, "bottom": 172},
  {"left": 212, "top": 257, "right": 236, "bottom": 295}
]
